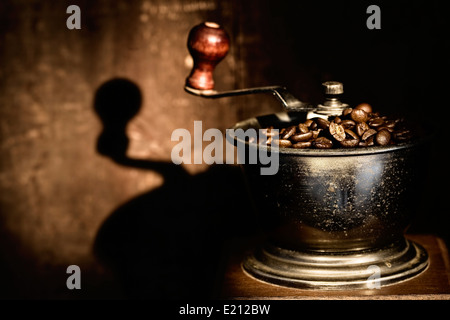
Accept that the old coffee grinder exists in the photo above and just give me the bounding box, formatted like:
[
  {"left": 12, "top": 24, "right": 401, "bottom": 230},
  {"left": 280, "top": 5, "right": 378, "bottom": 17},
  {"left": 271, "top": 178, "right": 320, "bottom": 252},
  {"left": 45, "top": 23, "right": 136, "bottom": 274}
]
[{"left": 184, "top": 22, "right": 429, "bottom": 290}]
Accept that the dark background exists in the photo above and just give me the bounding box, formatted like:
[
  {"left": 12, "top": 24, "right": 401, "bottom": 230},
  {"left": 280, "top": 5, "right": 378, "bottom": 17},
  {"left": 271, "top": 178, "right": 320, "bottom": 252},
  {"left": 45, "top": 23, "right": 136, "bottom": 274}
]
[{"left": 0, "top": 0, "right": 448, "bottom": 299}]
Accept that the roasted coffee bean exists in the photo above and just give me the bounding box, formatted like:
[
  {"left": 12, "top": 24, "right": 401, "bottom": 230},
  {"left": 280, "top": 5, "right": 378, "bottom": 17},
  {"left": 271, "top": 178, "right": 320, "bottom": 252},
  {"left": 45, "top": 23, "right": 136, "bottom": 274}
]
[
  {"left": 262, "top": 103, "right": 414, "bottom": 149},
  {"left": 392, "top": 129, "right": 411, "bottom": 141},
  {"left": 308, "top": 120, "right": 318, "bottom": 130},
  {"left": 375, "top": 129, "right": 391, "bottom": 146},
  {"left": 356, "top": 122, "right": 369, "bottom": 137},
  {"left": 314, "top": 117, "right": 330, "bottom": 129},
  {"left": 276, "top": 139, "right": 293, "bottom": 148},
  {"left": 350, "top": 109, "right": 369, "bottom": 123},
  {"left": 367, "top": 135, "right": 375, "bottom": 146},
  {"left": 341, "top": 129, "right": 360, "bottom": 148},
  {"left": 329, "top": 122, "right": 346, "bottom": 141},
  {"left": 292, "top": 141, "right": 312, "bottom": 148},
  {"left": 368, "top": 117, "right": 385, "bottom": 127},
  {"left": 291, "top": 131, "right": 313, "bottom": 142},
  {"left": 304, "top": 119, "right": 314, "bottom": 128},
  {"left": 369, "top": 112, "right": 380, "bottom": 119},
  {"left": 313, "top": 137, "right": 333, "bottom": 149},
  {"left": 361, "top": 128, "right": 377, "bottom": 141},
  {"left": 342, "top": 108, "right": 353, "bottom": 117},
  {"left": 377, "top": 126, "right": 394, "bottom": 133},
  {"left": 340, "top": 139, "right": 359, "bottom": 148},
  {"left": 281, "top": 126, "right": 297, "bottom": 139},
  {"left": 358, "top": 135, "right": 374, "bottom": 147},
  {"left": 384, "top": 120, "right": 397, "bottom": 128},
  {"left": 355, "top": 103, "right": 373, "bottom": 114},
  {"left": 298, "top": 123, "right": 310, "bottom": 134},
  {"left": 311, "top": 129, "right": 322, "bottom": 139},
  {"left": 358, "top": 140, "right": 368, "bottom": 147},
  {"left": 344, "top": 129, "right": 359, "bottom": 140},
  {"left": 341, "top": 119, "right": 356, "bottom": 129}
]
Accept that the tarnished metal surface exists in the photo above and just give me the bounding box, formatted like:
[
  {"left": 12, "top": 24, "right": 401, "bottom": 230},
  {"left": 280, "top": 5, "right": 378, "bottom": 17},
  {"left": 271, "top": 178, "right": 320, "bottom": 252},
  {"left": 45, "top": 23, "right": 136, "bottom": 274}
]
[
  {"left": 243, "top": 239, "right": 428, "bottom": 290},
  {"left": 230, "top": 112, "right": 430, "bottom": 289}
]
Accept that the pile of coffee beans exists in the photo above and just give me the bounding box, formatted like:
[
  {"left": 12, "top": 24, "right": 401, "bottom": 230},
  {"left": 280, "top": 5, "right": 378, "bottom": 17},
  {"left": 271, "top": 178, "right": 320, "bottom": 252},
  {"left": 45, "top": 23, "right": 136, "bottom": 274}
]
[{"left": 263, "top": 103, "right": 413, "bottom": 149}]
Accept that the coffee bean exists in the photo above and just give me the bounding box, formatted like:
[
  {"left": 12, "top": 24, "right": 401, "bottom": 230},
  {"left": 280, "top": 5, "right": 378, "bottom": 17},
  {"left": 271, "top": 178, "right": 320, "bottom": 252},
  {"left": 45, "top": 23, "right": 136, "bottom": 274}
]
[
  {"left": 369, "top": 112, "right": 380, "bottom": 119},
  {"left": 344, "top": 129, "right": 359, "bottom": 140},
  {"left": 355, "top": 103, "right": 373, "bottom": 114},
  {"left": 314, "top": 118, "right": 330, "bottom": 129},
  {"left": 313, "top": 137, "right": 333, "bottom": 149},
  {"left": 340, "top": 129, "right": 360, "bottom": 148},
  {"left": 350, "top": 109, "right": 369, "bottom": 123},
  {"left": 281, "top": 126, "right": 297, "bottom": 139},
  {"left": 384, "top": 120, "right": 397, "bottom": 128},
  {"left": 304, "top": 119, "right": 314, "bottom": 128},
  {"left": 358, "top": 140, "right": 368, "bottom": 147},
  {"left": 375, "top": 129, "right": 391, "bottom": 146},
  {"left": 262, "top": 103, "right": 414, "bottom": 149},
  {"left": 366, "top": 135, "right": 375, "bottom": 146},
  {"left": 311, "top": 129, "right": 322, "bottom": 139},
  {"left": 368, "top": 117, "right": 385, "bottom": 127},
  {"left": 298, "top": 123, "right": 310, "bottom": 134},
  {"left": 377, "top": 126, "right": 394, "bottom": 133},
  {"left": 392, "top": 129, "right": 411, "bottom": 141},
  {"left": 292, "top": 141, "right": 312, "bottom": 148},
  {"left": 333, "top": 116, "right": 342, "bottom": 124},
  {"left": 358, "top": 135, "right": 374, "bottom": 147},
  {"left": 340, "top": 139, "right": 359, "bottom": 148},
  {"left": 329, "top": 122, "right": 346, "bottom": 141},
  {"left": 342, "top": 108, "right": 353, "bottom": 117},
  {"left": 291, "top": 131, "right": 313, "bottom": 142},
  {"left": 361, "top": 128, "right": 377, "bottom": 141},
  {"left": 308, "top": 120, "right": 318, "bottom": 130},
  {"left": 276, "top": 139, "right": 293, "bottom": 148},
  {"left": 341, "top": 119, "right": 356, "bottom": 129},
  {"left": 356, "top": 122, "right": 369, "bottom": 137}
]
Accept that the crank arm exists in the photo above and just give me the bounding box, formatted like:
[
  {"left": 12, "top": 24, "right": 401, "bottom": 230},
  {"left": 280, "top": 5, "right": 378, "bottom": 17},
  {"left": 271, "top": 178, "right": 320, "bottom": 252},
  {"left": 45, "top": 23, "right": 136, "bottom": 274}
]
[{"left": 184, "top": 85, "right": 314, "bottom": 112}]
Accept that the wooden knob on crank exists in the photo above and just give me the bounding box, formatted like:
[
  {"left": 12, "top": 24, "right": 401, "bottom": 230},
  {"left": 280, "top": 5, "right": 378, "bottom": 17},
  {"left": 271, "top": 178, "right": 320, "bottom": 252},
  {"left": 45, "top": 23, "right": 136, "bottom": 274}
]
[{"left": 186, "top": 22, "right": 230, "bottom": 90}]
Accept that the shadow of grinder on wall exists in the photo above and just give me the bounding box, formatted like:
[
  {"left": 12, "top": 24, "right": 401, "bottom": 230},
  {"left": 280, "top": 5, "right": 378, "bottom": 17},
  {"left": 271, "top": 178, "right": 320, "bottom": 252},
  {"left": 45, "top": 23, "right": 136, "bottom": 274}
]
[{"left": 92, "top": 78, "right": 254, "bottom": 299}]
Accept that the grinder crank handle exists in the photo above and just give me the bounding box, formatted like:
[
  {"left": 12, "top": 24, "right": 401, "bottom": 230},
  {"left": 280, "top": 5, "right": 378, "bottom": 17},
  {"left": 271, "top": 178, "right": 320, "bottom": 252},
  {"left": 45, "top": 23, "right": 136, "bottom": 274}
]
[{"left": 184, "top": 22, "right": 313, "bottom": 112}]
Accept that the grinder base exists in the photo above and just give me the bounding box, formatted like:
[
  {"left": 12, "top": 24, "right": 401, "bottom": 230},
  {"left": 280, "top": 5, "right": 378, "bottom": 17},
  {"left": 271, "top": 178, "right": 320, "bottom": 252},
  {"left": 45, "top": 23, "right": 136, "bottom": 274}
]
[{"left": 242, "top": 238, "right": 428, "bottom": 290}]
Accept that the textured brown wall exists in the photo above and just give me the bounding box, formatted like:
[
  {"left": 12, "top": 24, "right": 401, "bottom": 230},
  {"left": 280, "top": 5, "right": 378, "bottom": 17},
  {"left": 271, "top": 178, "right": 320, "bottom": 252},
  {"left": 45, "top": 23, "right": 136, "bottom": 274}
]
[
  {"left": 0, "top": 0, "right": 283, "bottom": 299},
  {"left": 0, "top": 0, "right": 448, "bottom": 299}
]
